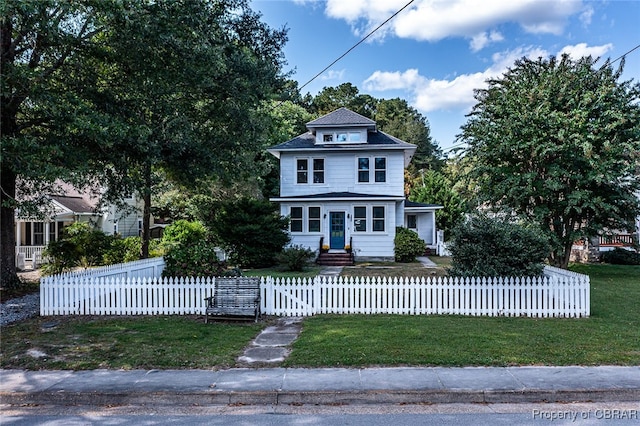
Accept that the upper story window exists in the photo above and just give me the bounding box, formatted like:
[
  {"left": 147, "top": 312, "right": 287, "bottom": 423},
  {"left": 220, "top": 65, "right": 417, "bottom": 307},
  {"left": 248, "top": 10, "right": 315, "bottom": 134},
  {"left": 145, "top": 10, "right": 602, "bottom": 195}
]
[
  {"left": 375, "top": 157, "right": 386, "bottom": 182},
  {"left": 358, "top": 156, "right": 386, "bottom": 183},
  {"left": 358, "top": 158, "right": 370, "bottom": 182},
  {"left": 318, "top": 131, "right": 364, "bottom": 144},
  {"left": 297, "top": 158, "right": 324, "bottom": 184},
  {"left": 297, "top": 159, "right": 308, "bottom": 184},
  {"left": 313, "top": 159, "right": 324, "bottom": 183}
]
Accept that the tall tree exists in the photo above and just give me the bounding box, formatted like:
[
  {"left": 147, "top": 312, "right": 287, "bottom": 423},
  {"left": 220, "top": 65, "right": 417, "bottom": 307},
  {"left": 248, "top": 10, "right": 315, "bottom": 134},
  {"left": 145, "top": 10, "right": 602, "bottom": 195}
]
[
  {"left": 311, "top": 83, "right": 377, "bottom": 117},
  {"left": 1, "top": 1, "right": 117, "bottom": 288},
  {"left": 409, "top": 169, "right": 465, "bottom": 237},
  {"left": 0, "top": 0, "right": 287, "bottom": 287},
  {"left": 93, "top": 0, "right": 287, "bottom": 258},
  {"left": 375, "top": 98, "right": 442, "bottom": 172},
  {"left": 460, "top": 55, "right": 640, "bottom": 268}
]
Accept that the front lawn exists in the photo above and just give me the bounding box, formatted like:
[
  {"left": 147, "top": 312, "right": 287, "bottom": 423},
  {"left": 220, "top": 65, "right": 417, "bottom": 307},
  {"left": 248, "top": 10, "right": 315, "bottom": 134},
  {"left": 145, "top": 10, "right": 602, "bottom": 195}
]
[
  {"left": 1, "top": 263, "right": 637, "bottom": 370},
  {"left": 283, "top": 264, "right": 640, "bottom": 367},
  {"left": 0, "top": 316, "right": 263, "bottom": 370}
]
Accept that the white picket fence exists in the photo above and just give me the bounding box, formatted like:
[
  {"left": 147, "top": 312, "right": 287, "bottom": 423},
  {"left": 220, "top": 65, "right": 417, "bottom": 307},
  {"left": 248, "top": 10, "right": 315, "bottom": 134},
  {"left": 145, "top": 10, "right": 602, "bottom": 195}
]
[{"left": 40, "top": 266, "right": 589, "bottom": 318}]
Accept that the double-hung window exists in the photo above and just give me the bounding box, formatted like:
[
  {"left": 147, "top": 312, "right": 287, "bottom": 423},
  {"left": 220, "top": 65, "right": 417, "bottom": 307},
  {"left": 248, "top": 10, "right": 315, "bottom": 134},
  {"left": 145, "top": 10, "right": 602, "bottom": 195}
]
[
  {"left": 358, "top": 158, "right": 370, "bottom": 182},
  {"left": 308, "top": 207, "right": 321, "bottom": 232},
  {"left": 313, "top": 159, "right": 324, "bottom": 183},
  {"left": 354, "top": 206, "right": 367, "bottom": 232},
  {"left": 297, "top": 159, "right": 308, "bottom": 184},
  {"left": 373, "top": 207, "right": 385, "bottom": 232},
  {"left": 290, "top": 207, "right": 303, "bottom": 232},
  {"left": 374, "top": 157, "right": 386, "bottom": 182}
]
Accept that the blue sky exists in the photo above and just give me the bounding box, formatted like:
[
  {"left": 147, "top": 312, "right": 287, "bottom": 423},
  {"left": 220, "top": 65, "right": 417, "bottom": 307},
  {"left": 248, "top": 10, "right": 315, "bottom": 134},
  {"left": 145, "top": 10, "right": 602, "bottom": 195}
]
[{"left": 252, "top": 0, "right": 640, "bottom": 151}]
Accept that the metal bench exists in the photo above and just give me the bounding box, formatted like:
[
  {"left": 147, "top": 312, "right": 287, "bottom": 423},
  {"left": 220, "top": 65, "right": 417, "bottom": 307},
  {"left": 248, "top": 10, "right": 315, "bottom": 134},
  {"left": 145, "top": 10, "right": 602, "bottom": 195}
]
[{"left": 204, "top": 277, "right": 261, "bottom": 323}]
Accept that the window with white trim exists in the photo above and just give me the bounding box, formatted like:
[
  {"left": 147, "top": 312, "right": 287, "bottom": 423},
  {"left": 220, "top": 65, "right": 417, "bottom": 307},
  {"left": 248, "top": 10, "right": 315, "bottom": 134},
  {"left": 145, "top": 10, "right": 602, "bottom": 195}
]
[
  {"left": 297, "top": 159, "right": 308, "bottom": 184},
  {"left": 373, "top": 206, "right": 385, "bottom": 232},
  {"left": 374, "top": 157, "right": 386, "bottom": 182},
  {"left": 308, "top": 207, "right": 321, "bottom": 232},
  {"left": 354, "top": 206, "right": 367, "bottom": 232},
  {"left": 290, "top": 207, "right": 303, "bottom": 232},
  {"left": 358, "top": 158, "right": 370, "bottom": 182},
  {"left": 313, "top": 159, "right": 324, "bottom": 183}
]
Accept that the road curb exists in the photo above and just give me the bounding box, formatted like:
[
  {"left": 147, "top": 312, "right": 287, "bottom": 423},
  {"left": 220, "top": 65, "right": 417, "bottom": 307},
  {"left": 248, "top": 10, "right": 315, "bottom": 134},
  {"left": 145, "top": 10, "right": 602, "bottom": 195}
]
[{"left": 3, "top": 388, "right": 639, "bottom": 407}]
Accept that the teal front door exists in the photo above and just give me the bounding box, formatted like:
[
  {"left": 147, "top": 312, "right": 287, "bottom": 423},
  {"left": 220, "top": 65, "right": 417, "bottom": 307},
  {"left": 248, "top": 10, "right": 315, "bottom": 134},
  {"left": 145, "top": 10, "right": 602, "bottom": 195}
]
[{"left": 330, "top": 212, "right": 345, "bottom": 249}]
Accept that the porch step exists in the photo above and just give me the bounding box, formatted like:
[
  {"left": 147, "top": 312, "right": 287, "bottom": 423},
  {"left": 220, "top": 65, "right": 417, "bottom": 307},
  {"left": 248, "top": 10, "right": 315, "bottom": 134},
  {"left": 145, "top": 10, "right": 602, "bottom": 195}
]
[{"left": 316, "top": 252, "right": 354, "bottom": 266}]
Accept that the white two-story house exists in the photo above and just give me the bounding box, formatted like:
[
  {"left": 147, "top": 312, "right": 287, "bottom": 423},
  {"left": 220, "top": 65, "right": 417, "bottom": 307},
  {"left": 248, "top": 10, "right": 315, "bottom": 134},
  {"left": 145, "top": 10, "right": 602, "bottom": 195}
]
[{"left": 268, "top": 107, "right": 441, "bottom": 264}]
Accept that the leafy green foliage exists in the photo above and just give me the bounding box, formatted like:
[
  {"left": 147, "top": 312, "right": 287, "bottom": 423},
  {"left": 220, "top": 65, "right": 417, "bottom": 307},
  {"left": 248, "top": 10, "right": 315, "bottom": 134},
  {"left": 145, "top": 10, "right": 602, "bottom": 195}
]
[
  {"left": 460, "top": 55, "right": 640, "bottom": 268},
  {"left": 42, "top": 223, "right": 113, "bottom": 275},
  {"left": 161, "top": 220, "right": 207, "bottom": 247},
  {"left": 276, "top": 245, "right": 316, "bottom": 272},
  {"left": 409, "top": 169, "right": 465, "bottom": 237},
  {"left": 448, "top": 215, "right": 549, "bottom": 277},
  {"left": 103, "top": 236, "right": 162, "bottom": 265},
  {"left": 208, "top": 198, "right": 290, "bottom": 268},
  {"left": 394, "top": 227, "right": 427, "bottom": 263},
  {"left": 600, "top": 248, "right": 640, "bottom": 265},
  {"left": 162, "top": 240, "right": 227, "bottom": 278}
]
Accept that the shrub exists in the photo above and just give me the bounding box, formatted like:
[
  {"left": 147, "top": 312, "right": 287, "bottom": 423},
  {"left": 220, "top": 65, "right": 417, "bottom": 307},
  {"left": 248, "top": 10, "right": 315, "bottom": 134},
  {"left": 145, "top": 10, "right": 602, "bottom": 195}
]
[
  {"left": 42, "top": 222, "right": 114, "bottom": 274},
  {"left": 162, "top": 240, "right": 227, "bottom": 277},
  {"left": 103, "top": 236, "right": 163, "bottom": 265},
  {"left": 448, "top": 215, "right": 549, "bottom": 277},
  {"left": 394, "top": 227, "right": 427, "bottom": 262},
  {"left": 208, "top": 198, "right": 290, "bottom": 268},
  {"left": 161, "top": 220, "right": 207, "bottom": 247},
  {"left": 600, "top": 248, "right": 640, "bottom": 265},
  {"left": 277, "top": 245, "right": 315, "bottom": 271}
]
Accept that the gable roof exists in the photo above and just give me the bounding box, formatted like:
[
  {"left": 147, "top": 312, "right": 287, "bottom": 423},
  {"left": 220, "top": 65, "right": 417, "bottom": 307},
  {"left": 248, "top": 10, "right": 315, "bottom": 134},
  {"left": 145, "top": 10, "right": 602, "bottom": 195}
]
[{"left": 306, "top": 107, "right": 376, "bottom": 129}]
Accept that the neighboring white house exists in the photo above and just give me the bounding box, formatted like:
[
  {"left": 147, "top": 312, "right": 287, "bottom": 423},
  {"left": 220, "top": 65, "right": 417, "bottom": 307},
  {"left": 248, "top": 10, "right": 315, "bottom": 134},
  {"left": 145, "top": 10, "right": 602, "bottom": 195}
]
[
  {"left": 15, "top": 181, "right": 147, "bottom": 266},
  {"left": 268, "top": 107, "right": 442, "bottom": 263}
]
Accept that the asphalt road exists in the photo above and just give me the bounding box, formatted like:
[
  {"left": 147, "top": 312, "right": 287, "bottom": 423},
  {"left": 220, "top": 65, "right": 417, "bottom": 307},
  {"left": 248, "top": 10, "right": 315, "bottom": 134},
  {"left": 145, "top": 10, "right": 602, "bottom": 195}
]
[{"left": 3, "top": 402, "right": 639, "bottom": 426}]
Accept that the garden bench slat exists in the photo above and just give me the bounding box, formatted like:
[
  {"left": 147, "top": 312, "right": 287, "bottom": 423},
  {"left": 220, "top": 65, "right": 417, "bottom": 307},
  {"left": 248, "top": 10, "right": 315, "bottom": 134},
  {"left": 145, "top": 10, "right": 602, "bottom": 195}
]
[{"left": 204, "top": 277, "right": 261, "bottom": 323}]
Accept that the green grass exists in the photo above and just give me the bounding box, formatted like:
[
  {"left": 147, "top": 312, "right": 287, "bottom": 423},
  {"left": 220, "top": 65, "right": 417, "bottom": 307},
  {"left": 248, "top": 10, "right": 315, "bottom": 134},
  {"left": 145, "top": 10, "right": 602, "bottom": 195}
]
[
  {"left": 0, "top": 316, "right": 263, "bottom": 370},
  {"left": 283, "top": 264, "right": 640, "bottom": 367},
  {"left": 2, "top": 263, "right": 637, "bottom": 370}
]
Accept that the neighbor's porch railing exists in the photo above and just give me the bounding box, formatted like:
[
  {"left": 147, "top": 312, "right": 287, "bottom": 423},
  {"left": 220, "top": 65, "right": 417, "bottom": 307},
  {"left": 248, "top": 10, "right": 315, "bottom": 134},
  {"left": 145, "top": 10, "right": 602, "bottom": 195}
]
[{"left": 16, "top": 246, "right": 46, "bottom": 261}]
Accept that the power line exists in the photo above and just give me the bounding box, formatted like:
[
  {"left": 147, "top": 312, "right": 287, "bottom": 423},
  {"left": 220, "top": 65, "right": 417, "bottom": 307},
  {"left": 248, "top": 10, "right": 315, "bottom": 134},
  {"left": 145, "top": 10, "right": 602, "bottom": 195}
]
[
  {"left": 297, "top": 0, "right": 417, "bottom": 93},
  {"left": 609, "top": 43, "right": 640, "bottom": 65}
]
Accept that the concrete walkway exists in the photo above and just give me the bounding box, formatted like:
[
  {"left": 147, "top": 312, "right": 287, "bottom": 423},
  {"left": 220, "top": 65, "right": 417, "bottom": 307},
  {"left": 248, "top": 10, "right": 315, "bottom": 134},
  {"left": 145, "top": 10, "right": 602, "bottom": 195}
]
[
  {"left": 2, "top": 366, "right": 639, "bottom": 407},
  {"left": 237, "top": 317, "right": 303, "bottom": 366},
  {"left": 417, "top": 256, "right": 438, "bottom": 268}
]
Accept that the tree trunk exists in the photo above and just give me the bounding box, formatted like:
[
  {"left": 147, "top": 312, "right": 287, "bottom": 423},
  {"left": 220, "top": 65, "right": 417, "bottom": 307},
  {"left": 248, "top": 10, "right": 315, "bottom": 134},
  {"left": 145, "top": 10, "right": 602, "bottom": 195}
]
[
  {"left": 140, "top": 163, "right": 151, "bottom": 259},
  {"left": 1, "top": 168, "right": 21, "bottom": 289}
]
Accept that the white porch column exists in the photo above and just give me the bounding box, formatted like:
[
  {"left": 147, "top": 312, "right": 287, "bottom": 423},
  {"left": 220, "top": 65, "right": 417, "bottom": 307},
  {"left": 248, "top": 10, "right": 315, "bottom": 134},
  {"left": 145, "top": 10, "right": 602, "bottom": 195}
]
[
  {"left": 15, "top": 220, "right": 21, "bottom": 248},
  {"left": 44, "top": 222, "right": 51, "bottom": 245}
]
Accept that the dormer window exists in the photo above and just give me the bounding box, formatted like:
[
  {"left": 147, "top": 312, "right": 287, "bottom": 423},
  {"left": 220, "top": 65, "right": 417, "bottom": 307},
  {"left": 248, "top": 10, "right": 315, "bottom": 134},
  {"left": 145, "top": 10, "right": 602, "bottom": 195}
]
[{"left": 317, "top": 130, "right": 365, "bottom": 144}]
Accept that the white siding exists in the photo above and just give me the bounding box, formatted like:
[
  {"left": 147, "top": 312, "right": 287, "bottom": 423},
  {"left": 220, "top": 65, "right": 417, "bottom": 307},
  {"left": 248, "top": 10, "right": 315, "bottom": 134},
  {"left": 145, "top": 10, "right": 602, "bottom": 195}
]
[
  {"left": 282, "top": 201, "right": 399, "bottom": 258},
  {"left": 280, "top": 151, "right": 405, "bottom": 197}
]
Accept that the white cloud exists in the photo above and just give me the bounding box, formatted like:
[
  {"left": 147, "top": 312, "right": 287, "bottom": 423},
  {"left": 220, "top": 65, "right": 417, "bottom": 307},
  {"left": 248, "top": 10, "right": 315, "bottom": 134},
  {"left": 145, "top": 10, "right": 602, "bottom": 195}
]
[
  {"left": 363, "top": 69, "right": 425, "bottom": 91},
  {"left": 558, "top": 43, "right": 613, "bottom": 60},
  {"left": 363, "top": 46, "right": 549, "bottom": 112},
  {"left": 470, "top": 31, "right": 504, "bottom": 52},
  {"left": 579, "top": 6, "right": 594, "bottom": 26},
  {"left": 324, "top": 0, "right": 583, "bottom": 47},
  {"left": 320, "top": 69, "right": 346, "bottom": 81}
]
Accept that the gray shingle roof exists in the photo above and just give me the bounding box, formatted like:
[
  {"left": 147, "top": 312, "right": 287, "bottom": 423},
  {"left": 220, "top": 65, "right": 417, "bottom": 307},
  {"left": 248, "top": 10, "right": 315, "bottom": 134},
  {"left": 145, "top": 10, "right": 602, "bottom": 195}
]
[
  {"left": 268, "top": 130, "right": 415, "bottom": 151},
  {"left": 405, "top": 200, "right": 442, "bottom": 209},
  {"left": 273, "top": 192, "right": 402, "bottom": 200},
  {"left": 307, "top": 107, "right": 376, "bottom": 128}
]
